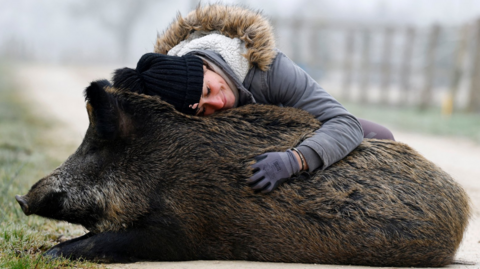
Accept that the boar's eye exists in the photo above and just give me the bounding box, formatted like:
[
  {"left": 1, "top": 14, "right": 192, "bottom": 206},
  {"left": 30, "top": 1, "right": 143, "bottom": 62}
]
[
  {"left": 84, "top": 138, "right": 106, "bottom": 155},
  {"left": 87, "top": 145, "right": 105, "bottom": 160},
  {"left": 82, "top": 140, "right": 122, "bottom": 172},
  {"left": 87, "top": 144, "right": 100, "bottom": 154}
]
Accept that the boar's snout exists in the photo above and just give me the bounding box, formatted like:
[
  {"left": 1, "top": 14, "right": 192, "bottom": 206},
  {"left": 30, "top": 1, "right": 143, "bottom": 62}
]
[{"left": 15, "top": 195, "right": 31, "bottom": 216}]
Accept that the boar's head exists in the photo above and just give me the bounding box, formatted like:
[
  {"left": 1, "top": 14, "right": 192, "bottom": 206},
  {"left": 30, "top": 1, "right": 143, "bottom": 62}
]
[
  {"left": 15, "top": 80, "right": 197, "bottom": 233},
  {"left": 16, "top": 79, "right": 320, "bottom": 234}
]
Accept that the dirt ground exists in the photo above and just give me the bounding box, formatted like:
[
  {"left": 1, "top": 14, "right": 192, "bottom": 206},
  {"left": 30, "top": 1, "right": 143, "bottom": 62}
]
[{"left": 13, "top": 63, "right": 480, "bottom": 269}]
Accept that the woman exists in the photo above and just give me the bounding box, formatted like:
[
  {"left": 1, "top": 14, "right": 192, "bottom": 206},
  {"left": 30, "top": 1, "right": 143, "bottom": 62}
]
[{"left": 113, "top": 4, "right": 394, "bottom": 193}]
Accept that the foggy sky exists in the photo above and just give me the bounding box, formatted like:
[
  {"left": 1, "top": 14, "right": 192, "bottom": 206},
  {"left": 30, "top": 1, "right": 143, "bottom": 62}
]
[{"left": 1, "top": 0, "right": 480, "bottom": 65}]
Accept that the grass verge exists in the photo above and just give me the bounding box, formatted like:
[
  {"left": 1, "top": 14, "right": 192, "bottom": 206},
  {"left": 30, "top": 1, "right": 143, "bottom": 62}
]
[
  {"left": 0, "top": 65, "right": 104, "bottom": 268},
  {"left": 343, "top": 101, "right": 480, "bottom": 143}
]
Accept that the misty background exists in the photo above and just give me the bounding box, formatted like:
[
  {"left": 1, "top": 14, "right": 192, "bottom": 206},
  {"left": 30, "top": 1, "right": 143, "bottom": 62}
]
[
  {"left": 3, "top": 0, "right": 480, "bottom": 64},
  {"left": 2, "top": 0, "right": 480, "bottom": 113}
]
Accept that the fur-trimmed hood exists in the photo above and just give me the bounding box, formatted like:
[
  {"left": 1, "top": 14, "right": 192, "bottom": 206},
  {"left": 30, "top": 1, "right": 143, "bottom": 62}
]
[{"left": 154, "top": 4, "right": 276, "bottom": 71}]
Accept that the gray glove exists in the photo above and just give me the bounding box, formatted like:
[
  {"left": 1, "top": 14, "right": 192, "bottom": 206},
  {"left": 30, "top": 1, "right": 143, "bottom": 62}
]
[{"left": 247, "top": 150, "right": 300, "bottom": 193}]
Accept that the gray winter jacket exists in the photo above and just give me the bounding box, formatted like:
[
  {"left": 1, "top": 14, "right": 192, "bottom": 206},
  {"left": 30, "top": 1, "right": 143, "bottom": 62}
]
[
  {"left": 190, "top": 49, "right": 364, "bottom": 172},
  {"left": 155, "top": 4, "right": 363, "bottom": 172}
]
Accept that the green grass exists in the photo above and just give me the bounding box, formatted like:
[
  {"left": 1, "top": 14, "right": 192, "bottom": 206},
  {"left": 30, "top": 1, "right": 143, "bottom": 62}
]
[
  {"left": 343, "top": 101, "right": 480, "bottom": 143},
  {"left": 0, "top": 65, "right": 104, "bottom": 268}
]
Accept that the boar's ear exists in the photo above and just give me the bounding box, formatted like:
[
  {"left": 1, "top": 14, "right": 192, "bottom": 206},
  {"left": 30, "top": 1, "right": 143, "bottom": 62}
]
[{"left": 84, "top": 80, "right": 132, "bottom": 139}]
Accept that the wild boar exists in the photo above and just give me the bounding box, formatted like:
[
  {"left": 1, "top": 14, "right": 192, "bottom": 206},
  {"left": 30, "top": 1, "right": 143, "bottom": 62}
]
[{"left": 16, "top": 80, "right": 470, "bottom": 266}]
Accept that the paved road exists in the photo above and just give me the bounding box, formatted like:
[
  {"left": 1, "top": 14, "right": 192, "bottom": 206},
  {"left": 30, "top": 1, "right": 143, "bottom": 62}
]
[{"left": 13, "top": 63, "right": 480, "bottom": 269}]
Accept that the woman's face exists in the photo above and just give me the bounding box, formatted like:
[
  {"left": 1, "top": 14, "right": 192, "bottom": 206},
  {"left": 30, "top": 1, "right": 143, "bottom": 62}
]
[{"left": 192, "top": 66, "right": 236, "bottom": 116}]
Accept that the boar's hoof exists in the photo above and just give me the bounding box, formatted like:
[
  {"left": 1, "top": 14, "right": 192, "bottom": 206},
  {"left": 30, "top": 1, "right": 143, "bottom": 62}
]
[
  {"left": 15, "top": 195, "right": 30, "bottom": 216},
  {"left": 43, "top": 246, "right": 78, "bottom": 261},
  {"left": 43, "top": 247, "right": 62, "bottom": 260}
]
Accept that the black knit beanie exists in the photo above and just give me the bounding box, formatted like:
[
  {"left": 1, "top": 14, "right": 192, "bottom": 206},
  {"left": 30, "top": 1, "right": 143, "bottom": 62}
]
[{"left": 113, "top": 53, "right": 204, "bottom": 115}]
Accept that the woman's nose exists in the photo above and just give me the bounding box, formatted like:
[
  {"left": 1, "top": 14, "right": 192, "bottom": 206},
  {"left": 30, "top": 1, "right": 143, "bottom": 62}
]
[{"left": 203, "top": 94, "right": 224, "bottom": 115}]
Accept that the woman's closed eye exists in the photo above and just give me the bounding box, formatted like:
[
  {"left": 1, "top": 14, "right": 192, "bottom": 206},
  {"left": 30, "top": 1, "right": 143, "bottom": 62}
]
[{"left": 196, "top": 86, "right": 211, "bottom": 116}]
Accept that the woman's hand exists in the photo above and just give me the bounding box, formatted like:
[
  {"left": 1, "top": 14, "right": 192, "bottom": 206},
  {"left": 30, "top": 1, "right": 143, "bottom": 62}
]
[{"left": 247, "top": 150, "right": 303, "bottom": 193}]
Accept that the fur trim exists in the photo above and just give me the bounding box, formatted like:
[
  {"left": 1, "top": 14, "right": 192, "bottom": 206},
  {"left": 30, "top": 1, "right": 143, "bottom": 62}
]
[{"left": 155, "top": 4, "right": 277, "bottom": 71}]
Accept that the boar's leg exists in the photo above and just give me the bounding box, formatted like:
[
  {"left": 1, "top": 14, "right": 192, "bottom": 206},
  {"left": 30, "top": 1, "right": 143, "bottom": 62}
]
[{"left": 44, "top": 229, "right": 187, "bottom": 263}]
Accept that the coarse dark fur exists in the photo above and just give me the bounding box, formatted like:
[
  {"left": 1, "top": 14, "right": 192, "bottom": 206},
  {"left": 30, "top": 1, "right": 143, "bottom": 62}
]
[{"left": 16, "top": 81, "right": 470, "bottom": 266}]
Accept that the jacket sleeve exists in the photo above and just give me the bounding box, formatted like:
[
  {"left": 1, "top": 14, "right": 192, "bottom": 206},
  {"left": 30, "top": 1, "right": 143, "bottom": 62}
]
[{"left": 265, "top": 51, "right": 363, "bottom": 171}]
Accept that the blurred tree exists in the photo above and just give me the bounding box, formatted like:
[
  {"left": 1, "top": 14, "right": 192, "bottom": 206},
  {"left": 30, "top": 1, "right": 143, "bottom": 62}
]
[
  {"left": 71, "top": 0, "right": 156, "bottom": 63},
  {"left": 467, "top": 19, "right": 480, "bottom": 113}
]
